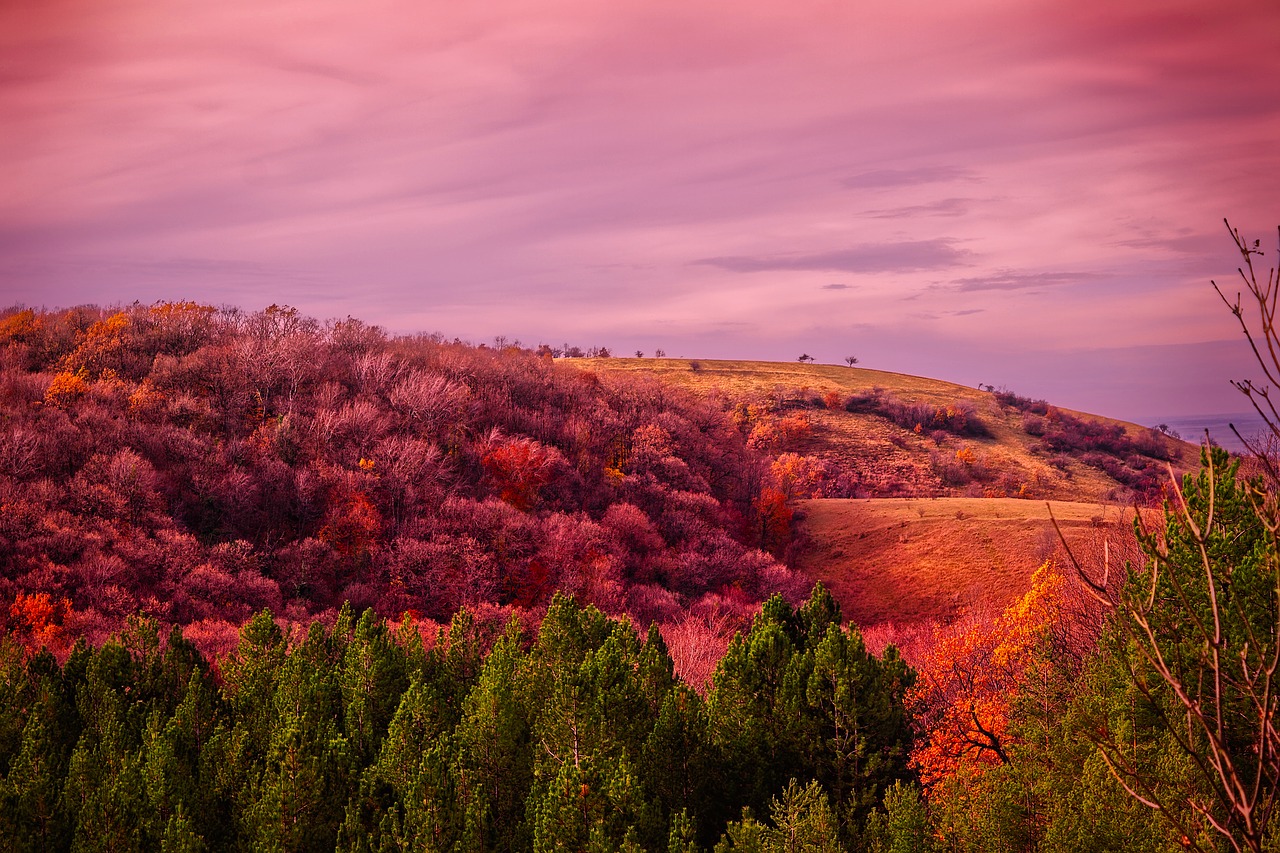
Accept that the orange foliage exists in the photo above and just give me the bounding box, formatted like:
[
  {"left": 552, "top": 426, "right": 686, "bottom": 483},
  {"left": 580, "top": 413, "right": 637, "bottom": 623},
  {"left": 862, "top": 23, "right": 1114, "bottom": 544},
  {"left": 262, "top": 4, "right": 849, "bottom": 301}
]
[
  {"left": 62, "top": 311, "right": 129, "bottom": 374},
  {"left": 148, "top": 300, "right": 215, "bottom": 325},
  {"left": 44, "top": 368, "right": 89, "bottom": 407},
  {"left": 771, "top": 453, "right": 827, "bottom": 499},
  {"left": 747, "top": 411, "right": 812, "bottom": 452},
  {"left": 0, "top": 309, "right": 40, "bottom": 344},
  {"left": 907, "top": 563, "right": 1064, "bottom": 791},
  {"left": 127, "top": 378, "right": 166, "bottom": 417},
  {"left": 730, "top": 402, "right": 772, "bottom": 435},
  {"left": 9, "top": 591, "right": 71, "bottom": 655},
  {"left": 823, "top": 390, "right": 843, "bottom": 410}
]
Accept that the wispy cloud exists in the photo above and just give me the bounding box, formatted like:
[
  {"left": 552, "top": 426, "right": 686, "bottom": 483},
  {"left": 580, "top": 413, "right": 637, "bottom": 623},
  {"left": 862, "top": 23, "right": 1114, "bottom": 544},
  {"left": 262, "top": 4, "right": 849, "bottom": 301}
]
[
  {"left": 910, "top": 307, "right": 987, "bottom": 321},
  {"left": 822, "top": 283, "right": 853, "bottom": 290},
  {"left": 842, "top": 166, "right": 977, "bottom": 189},
  {"left": 945, "top": 270, "right": 1105, "bottom": 293},
  {"left": 695, "top": 240, "right": 969, "bottom": 274},
  {"left": 1109, "top": 233, "right": 1225, "bottom": 255},
  {"left": 862, "top": 197, "right": 974, "bottom": 219}
]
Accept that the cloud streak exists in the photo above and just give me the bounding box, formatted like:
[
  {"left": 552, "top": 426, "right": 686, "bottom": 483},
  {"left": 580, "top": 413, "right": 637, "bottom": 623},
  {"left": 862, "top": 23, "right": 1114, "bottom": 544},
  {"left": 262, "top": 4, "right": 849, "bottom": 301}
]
[
  {"left": 946, "top": 271, "right": 1107, "bottom": 293},
  {"left": 695, "top": 240, "right": 970, "bottom": 274},
  {"left": 842, "top": 166, "right": 977, "bottom": 190},
  {"left": 862, "top": 198, "right": 975, "bottom": 219}
]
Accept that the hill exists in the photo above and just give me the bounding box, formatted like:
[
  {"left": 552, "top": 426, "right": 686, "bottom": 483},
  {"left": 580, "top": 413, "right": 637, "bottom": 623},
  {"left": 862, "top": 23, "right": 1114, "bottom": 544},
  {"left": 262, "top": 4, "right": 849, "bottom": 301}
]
[
  {"left": 580, "top": 357, "right": 1189, "bottom": 639},
  {"left": 581, "top": 357, "right": 1196, "bottom": 504},
  {"left": 0, "top": 305, "right": 808, "bottom": 657},
  {"left": 0, "top": 304, "right": 1195, "bottom": 662}
]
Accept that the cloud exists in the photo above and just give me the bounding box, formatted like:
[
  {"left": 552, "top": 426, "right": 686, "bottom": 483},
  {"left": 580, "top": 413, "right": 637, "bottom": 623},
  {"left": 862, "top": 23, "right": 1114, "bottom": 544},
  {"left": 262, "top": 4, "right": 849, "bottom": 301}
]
[
  {"left": 695, "top": 240, "right": 969, "bottom": 274},
  {"left": 910, "top": 307, "right": 986, "bottom": 321},
  {"left": 862, "top": 197, "right": 974, "bottom": 219},
  {"left": 821, "top": 283, "right": 852, "bottom": 290},
  {"left": 1109, "top": 233, "right": 1225, "bottom": 255},
  {"left": 945, "top": 270, "right": 1105, "bottom": 293},
  {"left": 842, "top": 166, "right": 977, "bottom": 189}
]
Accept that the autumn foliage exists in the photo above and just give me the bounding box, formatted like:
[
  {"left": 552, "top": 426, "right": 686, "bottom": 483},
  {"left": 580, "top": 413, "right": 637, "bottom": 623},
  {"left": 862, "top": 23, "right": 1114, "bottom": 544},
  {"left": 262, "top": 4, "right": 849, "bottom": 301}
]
[
  {"left": 908, "top": 562, "right": 1065, "bottom": 791},
  {"left": 0, "top": 302, "right": 804, "bottom": 653}
]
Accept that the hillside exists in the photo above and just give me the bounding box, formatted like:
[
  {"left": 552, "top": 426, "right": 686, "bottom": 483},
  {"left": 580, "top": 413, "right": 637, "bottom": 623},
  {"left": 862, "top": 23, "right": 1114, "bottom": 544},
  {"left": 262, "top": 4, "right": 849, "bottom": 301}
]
[
  {"left": 0, "top": 305, "right": 808, "bottom": 657},
  {"left": 583, "top": 357, "right": 1196, "bottom": 503},
  {"left": 791, "top": 496, "right": 1143, "bottom": 639},
  {"left": 581, "top": 357, "right": 1189, "bottom": 638},
  {"left": 0, "top": 303, "right": 1196, "bottom": 663}
]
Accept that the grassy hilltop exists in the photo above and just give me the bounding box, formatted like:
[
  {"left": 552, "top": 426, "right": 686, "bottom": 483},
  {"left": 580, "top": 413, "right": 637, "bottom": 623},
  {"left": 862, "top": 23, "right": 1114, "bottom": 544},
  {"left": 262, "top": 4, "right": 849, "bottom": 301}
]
[{"left": 582, "top": 357, "right": 1194, "bottom": 503}]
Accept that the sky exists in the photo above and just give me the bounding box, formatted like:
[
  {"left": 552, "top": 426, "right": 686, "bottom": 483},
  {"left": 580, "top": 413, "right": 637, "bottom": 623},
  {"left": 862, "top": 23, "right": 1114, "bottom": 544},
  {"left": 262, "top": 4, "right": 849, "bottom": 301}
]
[{"left": 3, "top": 0, "right": 1279, "bottom": 423}]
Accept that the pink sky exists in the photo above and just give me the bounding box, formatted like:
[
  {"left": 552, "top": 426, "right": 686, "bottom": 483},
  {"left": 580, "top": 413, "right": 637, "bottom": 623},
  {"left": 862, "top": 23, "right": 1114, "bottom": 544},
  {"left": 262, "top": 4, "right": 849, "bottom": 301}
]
[{"left": 3, "top": 0, "right": 1279, "bottom": 420}]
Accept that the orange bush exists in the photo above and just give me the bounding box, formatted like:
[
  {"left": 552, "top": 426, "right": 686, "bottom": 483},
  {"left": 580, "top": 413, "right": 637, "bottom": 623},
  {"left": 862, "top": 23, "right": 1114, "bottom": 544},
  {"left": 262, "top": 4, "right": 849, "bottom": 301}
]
[
  {"left": 44, "top": 368, "right": 89, "bottom": 407},
  {"left": 908, "top": 563, "right": 1064, "bottom": 791},
  {"left": 9, "top": 591, "right": 71, "bottom": 655}
]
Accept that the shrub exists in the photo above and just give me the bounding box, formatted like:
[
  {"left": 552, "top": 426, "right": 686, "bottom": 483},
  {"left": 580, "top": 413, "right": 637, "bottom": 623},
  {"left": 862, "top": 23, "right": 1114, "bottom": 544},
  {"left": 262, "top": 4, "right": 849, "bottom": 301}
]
[{"left": 845, "top": 388, "right": 989, "bottom": 437}]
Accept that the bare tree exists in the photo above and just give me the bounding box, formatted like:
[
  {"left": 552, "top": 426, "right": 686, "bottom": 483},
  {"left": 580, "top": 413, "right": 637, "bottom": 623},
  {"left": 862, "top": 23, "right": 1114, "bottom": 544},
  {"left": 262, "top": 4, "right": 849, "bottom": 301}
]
[
  {"left": 1215, "top": 221, "right": 1280, "bottom": 480},
  {"left": 844, "top": 356, "right": 859, "bottom": 367}
]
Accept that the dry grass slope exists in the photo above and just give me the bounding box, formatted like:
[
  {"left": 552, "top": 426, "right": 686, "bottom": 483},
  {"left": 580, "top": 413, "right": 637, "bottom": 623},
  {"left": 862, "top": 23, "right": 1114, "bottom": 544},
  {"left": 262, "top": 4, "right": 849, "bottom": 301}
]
[
  {"left": 793, "top": 497, "right": 1142, "bottom": 632},
  {"left": 583, "top": 357, "right": 1187, "bottom": 636},
  {"left": 587, "top": 357, "right": 1195, "bottom": 503}
]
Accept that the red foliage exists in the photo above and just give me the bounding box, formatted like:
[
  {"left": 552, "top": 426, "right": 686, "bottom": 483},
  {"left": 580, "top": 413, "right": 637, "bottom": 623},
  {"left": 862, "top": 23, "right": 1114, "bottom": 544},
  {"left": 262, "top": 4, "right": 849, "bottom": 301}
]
[
  {"left": 480, "top": 431, "right": 563, "bottom": 511},
  {"left": 660, "top": 611, "right": 738, "bottom": 694},
  {"left": 0, "top": 303, "right": 798, "bottom": 646},
  {"left": 907, "top": 563, "right": 1065, "bottom": 791},
  {"left": 318, "top": 491, "right": 382, "bottom": 560},
  {"left": 9, "top": 591, "right": 71, "bottom": 656},
  {"left": 754, "top": 486, "right": 793, "bottom": 554}
]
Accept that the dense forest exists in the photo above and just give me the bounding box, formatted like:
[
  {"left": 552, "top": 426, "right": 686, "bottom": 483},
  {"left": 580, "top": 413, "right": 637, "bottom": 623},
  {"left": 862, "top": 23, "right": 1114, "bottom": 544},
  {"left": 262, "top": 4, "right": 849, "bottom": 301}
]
[
  {"left": 1, "top": 302, "right": 1277, "bottom": 851},
  {"left": 0, "top": 303, "right": 812, "bottom": 663}
]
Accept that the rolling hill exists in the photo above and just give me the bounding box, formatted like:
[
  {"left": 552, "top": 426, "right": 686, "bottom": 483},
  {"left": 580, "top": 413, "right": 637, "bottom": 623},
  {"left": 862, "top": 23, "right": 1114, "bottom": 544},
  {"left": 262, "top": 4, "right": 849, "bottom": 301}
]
[
  {"left": 583, "top": 357, "right": 1196, "bottom": 503},
  {"left": 580, "top": 356, "right": 1193, "bottom": 635}
]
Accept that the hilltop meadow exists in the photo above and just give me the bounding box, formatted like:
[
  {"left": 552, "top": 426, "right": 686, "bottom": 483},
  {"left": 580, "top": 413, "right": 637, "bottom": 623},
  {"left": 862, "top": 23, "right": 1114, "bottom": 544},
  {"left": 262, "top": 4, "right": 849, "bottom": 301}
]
[{"left": 0, "top": 302, "right": 1272, "bottom": 852}]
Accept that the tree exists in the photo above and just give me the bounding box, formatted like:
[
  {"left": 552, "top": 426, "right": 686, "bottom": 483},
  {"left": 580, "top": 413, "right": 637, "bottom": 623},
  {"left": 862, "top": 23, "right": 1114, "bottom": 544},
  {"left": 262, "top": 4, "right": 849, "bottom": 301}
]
[
  {"left": 479, "top": 430, "right": 565, "bottom": 512},
  {"left": 909, "top": 564, "right": 1065, "bottom": 791},
  {"left": 797, "top": 354, "right": 814, "bottom": 363},
  {"left": 1066, "top": 448, "right": 1279, "bottom": 853},
  {"left": 1056, "top": 221, "right": 1280, "bottom": 853},
  {"left": 715, "top": 780, "right": 842, "bottom": 853},
  {"left": 844, "top": 357, "right": 859, "bottom": 367}
]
